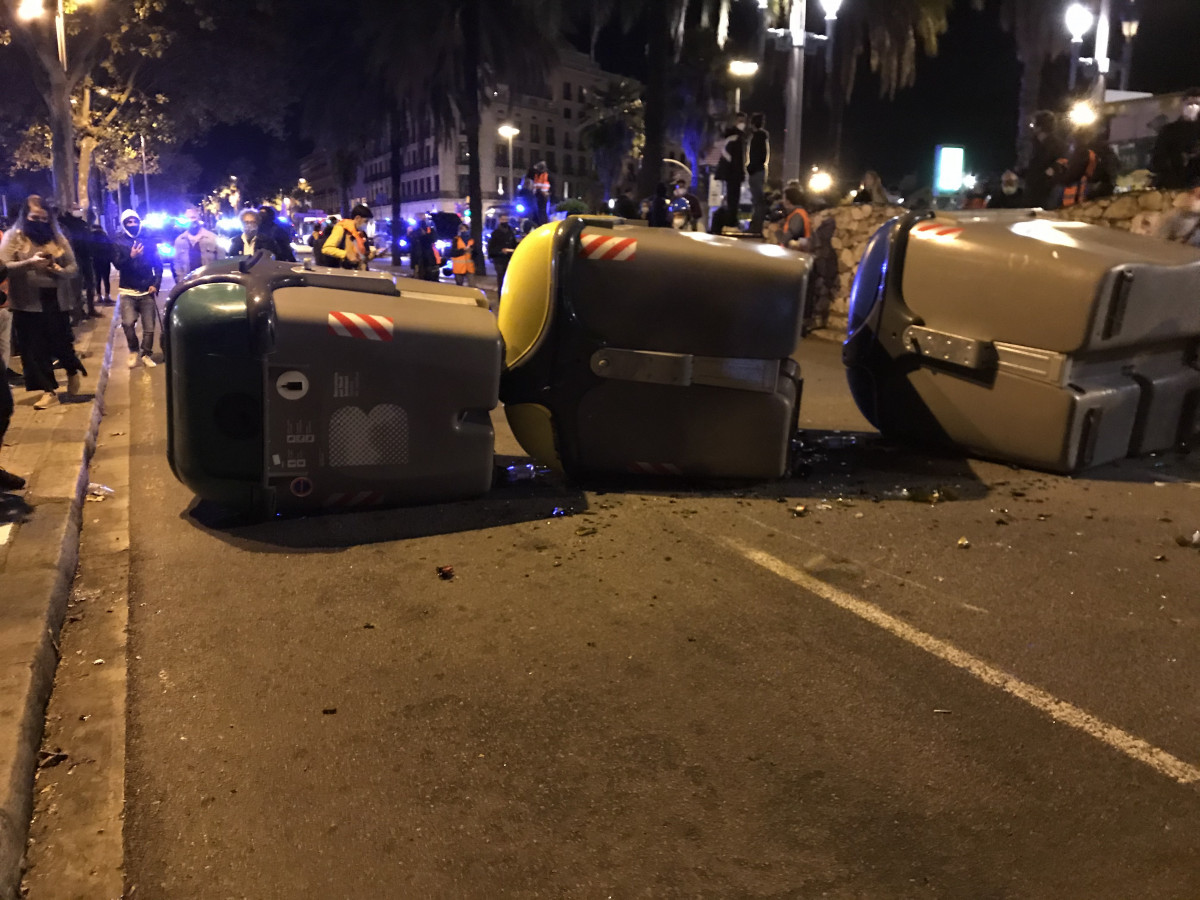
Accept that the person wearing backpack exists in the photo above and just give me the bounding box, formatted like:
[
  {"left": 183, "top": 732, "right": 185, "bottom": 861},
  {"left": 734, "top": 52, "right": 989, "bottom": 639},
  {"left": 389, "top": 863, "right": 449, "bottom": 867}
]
[{"left": 318, "top": 205, "right": 373, "bottom": 270}]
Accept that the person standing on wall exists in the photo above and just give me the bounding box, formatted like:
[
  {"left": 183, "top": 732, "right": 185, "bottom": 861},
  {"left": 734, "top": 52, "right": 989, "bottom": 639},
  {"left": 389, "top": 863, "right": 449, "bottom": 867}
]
[{"left": 747, "top": 113, "right": 770, "bottom": 233}]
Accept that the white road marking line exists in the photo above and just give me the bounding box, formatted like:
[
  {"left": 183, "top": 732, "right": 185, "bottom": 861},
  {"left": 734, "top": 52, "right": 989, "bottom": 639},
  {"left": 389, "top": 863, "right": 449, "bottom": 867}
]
[
  {"left": 723, "top": 537, "right": 1200, "bottom": 786},
  {"left": 0, "top": 523, "right": 12, "bottom": 546}
]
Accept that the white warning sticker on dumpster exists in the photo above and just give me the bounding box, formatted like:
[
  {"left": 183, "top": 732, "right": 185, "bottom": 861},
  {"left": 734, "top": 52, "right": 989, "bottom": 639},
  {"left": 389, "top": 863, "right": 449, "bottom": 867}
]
[
  {"left": 579, "top": 233, "right": 638, "bottom": 261},
  {"left": 327, "top": 311, "right": 394, "bottom": 341}
]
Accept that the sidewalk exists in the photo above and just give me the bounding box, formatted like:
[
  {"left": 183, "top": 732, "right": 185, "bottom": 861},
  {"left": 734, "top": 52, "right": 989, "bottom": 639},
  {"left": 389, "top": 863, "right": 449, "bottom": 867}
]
[{"left": 0, "top": 305, "right": 118, "bottom": 900}]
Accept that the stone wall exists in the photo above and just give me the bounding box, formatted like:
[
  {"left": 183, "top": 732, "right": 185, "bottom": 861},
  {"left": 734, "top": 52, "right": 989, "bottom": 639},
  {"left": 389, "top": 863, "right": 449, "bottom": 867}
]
[{"left": 814, "top": 190, "right": 1190, "bottom": 322}]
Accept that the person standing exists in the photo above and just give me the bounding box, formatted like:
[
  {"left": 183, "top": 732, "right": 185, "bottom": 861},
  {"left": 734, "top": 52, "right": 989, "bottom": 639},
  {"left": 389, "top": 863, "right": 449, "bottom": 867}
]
[
  {"left": 411, "top": 217, "right": 441, "bottom": 282},
  {"left": 0, "top": 196, "right": 85, "bottom": 409},
  {"left": 319, "top": 205, "right": 374, "bottom": 270},
  {"left": 716, "top": 112, "right": 748, "bottom": 222},
  {"left": 647, "top": 182, "right": 671, "bottom": 227},
  {"left": 59, "top": 207, "right": 96, "bottom": 319},
  {"left": 487, "top": 211, "right": 518, "bottom": 295},
  {"left": 171, "top": 207, "right": 223, "bottom": 281},
  {"left": 1024, "top": 111, "right": 1066, "bottom": 209},
  {"left": 0, "top": 260, "right": 23, "bottom": 491},
  {"left": 112, "top": 209, "right": 163, "bottom": 369},
  {"left": 257, "top": 205, "right": 297, "bottom": 262},
  {"left": 1151, "top": 88, "right": 1200, "bottom": 190},
  {"left": 747, "top": 113, "right": 770, "bottom": 233},
  {"left": 89, "top": 217, "right": 116, "bottom": 305},
  {"left": 450, "top": 223, "right": 476, "bottom": 286},
  {"left": 529, "top": 162, "right": 552, "bottom": 226}
]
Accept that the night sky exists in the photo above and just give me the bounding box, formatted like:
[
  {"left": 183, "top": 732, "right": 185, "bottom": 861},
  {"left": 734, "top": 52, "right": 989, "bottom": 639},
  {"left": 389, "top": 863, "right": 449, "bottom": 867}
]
[{"left": 192, "top": 0, "right": 1200, "bottom": 197}]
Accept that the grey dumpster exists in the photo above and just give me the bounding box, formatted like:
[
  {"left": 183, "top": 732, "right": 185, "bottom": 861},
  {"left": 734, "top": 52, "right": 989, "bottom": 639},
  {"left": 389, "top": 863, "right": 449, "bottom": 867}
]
[
  {"left": 498, "top": 217, "right": 808, "bottom": 479},
  {"left": 844, "top": 210, "right": 1200, "bottom": 473},
  {"left": 165, "top": 257, "right": 502, "bottom": 516}
]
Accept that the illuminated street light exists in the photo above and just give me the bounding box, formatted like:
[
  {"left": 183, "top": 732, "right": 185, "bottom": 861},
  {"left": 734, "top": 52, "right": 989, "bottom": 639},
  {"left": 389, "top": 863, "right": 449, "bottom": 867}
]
[
  {"left": 498, "top": 124, "right": 520, "bottom": 202},
  {"left": 808, "top": 168, "right": 833, "bottom": 194},
  {"left": 819, "top": 0, "right": 843, "bottom": 19},
  {"left": 1065, "top": 3, "right": 1095, "bottom": 41},
  {"left": 961, "top": 174, "right": 978, "bottom": 191},
  {"left": 17, "top": 0, "right": 43, "bottom": 19},
  {"left": 1068, "top": 100, "right": 1099, "bottom": 127},
  {"left": 728, "top": 59, "right": 759, "bottom": 113}
]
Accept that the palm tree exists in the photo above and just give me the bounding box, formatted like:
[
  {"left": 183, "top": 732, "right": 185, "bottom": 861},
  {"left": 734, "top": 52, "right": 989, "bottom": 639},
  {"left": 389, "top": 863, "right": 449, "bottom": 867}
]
[
  {"left": 359, "top": 0, "right": 560, "bottom": 274},
  {"left": 580, "top": 80, "right": 644, "bottom": 201},
  {"left": 987, "top": 0, "right": 1070, "bottom": 168}
]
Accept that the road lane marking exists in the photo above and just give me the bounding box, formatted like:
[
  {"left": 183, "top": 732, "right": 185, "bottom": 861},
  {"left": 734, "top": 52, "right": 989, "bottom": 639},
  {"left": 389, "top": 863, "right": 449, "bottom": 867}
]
[
  {"left": 723, "top": 537, "right": 1200, "bottom": 786},
  {"left": 0, "top": 523, "right": 12, "bottom": 546}
]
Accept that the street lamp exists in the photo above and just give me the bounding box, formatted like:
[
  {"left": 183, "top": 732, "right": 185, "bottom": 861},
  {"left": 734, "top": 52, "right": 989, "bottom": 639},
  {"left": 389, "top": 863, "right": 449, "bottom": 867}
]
[
  {"left": 1119, "top": 7, "right": 1139, "bottom": 91},
  {"left": 808, "top": 168, "right": 833, "bottom": 194},
  {"left": 498, "top": 124, "right": 519, "bottom": 201},
  {"left": 728, "top": 59, "right": 758, "bottom": 113},
  {"left": 781, "top": 0, "right": 842, "bottom": 183},
  {"left": 1065, "top": 3, "right": 1095, "bottom": 91},
  {"left": 1068, "top": 99, "right": 1099, "bottom": 128}
]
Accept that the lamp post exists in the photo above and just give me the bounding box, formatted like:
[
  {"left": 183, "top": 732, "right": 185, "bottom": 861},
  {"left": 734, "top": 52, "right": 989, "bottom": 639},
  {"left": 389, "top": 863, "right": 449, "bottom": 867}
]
[
  {"left": 1119, "top": 11, "right": 1139, "bottom": 91},
  {"left": 781, "top": 0, "right": 841, "bottom": 184},
  {"left": 498, "top": 124, "right": 519, "bottom": 201},
  {"left": 728, "top": 59, "right": 759, "bottom": 114},
  {"left": 1065, "top": 3, "right": 1095, "bottom": 92}
]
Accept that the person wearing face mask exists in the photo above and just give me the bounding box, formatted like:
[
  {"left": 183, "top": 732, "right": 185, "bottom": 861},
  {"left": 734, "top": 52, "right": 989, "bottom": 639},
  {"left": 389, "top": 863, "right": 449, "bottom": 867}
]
[
  {"left": 1151, "top": 89, "right": 1200, "bottom": 190},
  {"left": 171, "top": 207, "right": 223, "bottom": 280},
  {"left": 229, "top": 209, "right": 267, "bottom": 257},
  {"left": 0, "top": 195, "right": 84, "bottom": 409},
  {"left": 987, "top": 170, "right": 1027, "bottom": 209},
  {"left": 1156, "top": 178, "right": 1200, "bottom": 246},
  {"left": 319, "top": 204, "right": 374, "bottom": 270},
  {"left": 112, "top": 209, "right": 164, "bottom": 369}
]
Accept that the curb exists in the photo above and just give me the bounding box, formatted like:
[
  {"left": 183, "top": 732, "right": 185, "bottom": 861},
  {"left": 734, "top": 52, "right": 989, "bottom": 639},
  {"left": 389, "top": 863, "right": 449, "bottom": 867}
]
[{"left": 0, "top": 306, "right": 119, "bottom": 900}]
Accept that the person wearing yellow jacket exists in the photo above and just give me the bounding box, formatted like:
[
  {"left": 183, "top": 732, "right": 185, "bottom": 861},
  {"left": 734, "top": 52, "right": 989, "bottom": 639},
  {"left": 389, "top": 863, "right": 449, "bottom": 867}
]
[
  {"left": 450, "top": 222, "right": 475, "bottom": 286},
  {"left": 319, "top": 205, "right": 374, "bottom": 270}
]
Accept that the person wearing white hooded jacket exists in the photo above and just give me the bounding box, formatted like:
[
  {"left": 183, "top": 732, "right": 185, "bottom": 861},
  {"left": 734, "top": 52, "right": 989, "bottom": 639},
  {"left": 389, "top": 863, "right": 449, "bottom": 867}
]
[{"left": 112, "top": 209, "right": 164, "bottom": 368}]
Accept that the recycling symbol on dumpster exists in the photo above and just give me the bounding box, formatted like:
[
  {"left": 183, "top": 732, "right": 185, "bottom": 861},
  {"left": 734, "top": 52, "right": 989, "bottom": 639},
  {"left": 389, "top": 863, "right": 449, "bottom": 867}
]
[{"left": 289, "top": 477, "right": 314, "bottom": 498}]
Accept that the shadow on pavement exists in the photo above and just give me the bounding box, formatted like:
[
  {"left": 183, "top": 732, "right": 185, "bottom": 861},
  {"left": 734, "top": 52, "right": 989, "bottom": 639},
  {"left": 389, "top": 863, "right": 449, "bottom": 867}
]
[
  {"left": 182, "top": 455, "right": 589, "bottom": 552},
  {"left": 0, "top": 492, "right": 33, "bottom": 525}
]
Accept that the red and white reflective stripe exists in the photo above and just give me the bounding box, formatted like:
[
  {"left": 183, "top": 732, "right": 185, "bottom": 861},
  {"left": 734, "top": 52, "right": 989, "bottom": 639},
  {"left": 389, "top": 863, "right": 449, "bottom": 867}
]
[
  {"left": 579, "top": 233, "right": 638, "bottom": 261},
  {"left": 327, "top": 311, "right": 394, "bottom": 341},
  {"left": 912, "top": 222, "right": 963, "bottom": 240},
  {"left": 324, "top": 491, "right": 385, "bottom": 507},
  {"left": 629, "top": 462, "right": 683, "bottom": 476}
]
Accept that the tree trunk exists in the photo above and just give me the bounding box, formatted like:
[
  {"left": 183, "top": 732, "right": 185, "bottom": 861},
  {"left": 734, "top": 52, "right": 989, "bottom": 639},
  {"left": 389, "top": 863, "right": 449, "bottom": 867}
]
[
  {"left": 77, "top": 134, "right": 98, "bottom": 212},
  {"left": 388, "top": 107, "right": 406, "bottom": 261},
  {"left": 1015, "top": 57, "right": 1043, "bottom": 171},
  {"left": 463, "top": 0, "right": 485, "bottom": 277},
  {"left": 637, "top": 0, "right": 671, "bottom": 202},
  {"left": 47, "top": 70, "right": 77, "bottom": 210}
]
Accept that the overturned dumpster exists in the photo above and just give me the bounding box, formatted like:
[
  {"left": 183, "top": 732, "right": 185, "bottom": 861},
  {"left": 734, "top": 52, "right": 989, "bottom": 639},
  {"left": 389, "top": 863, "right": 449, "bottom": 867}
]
[
  {"left": 498, "top": 217, "right": 810, "bottom": 479},
  {"left": 164, "top": 256, "right": 501, "bottom": 516},
  {"left": 843, "top": 211, "right": 1200, "bottom": 474}
]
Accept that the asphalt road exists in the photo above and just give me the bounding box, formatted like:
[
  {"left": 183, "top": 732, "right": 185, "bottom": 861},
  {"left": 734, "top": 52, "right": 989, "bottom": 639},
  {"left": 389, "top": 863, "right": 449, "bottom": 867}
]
[{"left": 117, "top": 336, "right": 1200, "bottom": 899}]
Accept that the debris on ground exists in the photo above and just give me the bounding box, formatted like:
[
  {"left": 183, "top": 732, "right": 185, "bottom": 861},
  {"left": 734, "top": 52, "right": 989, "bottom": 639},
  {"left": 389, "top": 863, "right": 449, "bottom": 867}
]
[
  {"left": 435, "top": 565, "right": 455, "bottom": 580},
  {"left": 503, "top": 463, "right": 551, "bottom": 482},
  {"left": 322, "top": 708, "right": 337, "bottom": 715},
  {"left": 1174, "top": 531, "right": 1200, "bottom": 549},
  {"left": 85, "top": 483, "right": 114, "bottom": 502},
  {"left": 791, "top": 505, "right": 808, "bottom": 518},
  {"left": 575, "top": 526, "right": 598, "bottom": 537},
  {"left": 37, "top": 750, "right": 68, "bottom": 769},
  {"left": 956, "top": 537, "right": 971, "bottom": 549}
]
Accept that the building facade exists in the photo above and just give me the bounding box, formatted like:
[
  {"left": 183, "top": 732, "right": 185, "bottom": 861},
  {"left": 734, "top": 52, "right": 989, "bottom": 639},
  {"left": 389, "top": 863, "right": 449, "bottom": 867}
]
[{"left": 302, "top": 48, "right": 633, "bottom": 228}]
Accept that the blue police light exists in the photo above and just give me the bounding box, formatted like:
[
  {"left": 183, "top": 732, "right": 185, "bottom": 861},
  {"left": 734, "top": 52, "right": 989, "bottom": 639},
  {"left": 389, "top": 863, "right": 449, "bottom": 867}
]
[
  {"left": 142, "top": 212, "right": 168, "bottom": 230},
  {"left": 434, "top": 239, "right": 450, "bottom": 251},
  {"left": 406, "top": 217, "right": 417, "bottom": 227},
  {"left": 515, "top": 203, "right": 526, "bottom": 214},
  {"left": 399, "top": 239, "right": 409, "bottom": 248},
  {"left": 217, "top": 217, "right": 240, "bottom": 232},
  {"left": 277, "top": 216, "right": 289, "bottom": 225},
  {"left": 157, "top": 241, "right": 175, "bottom": 258},
  {"left": 173, "top": 216, "right": 190, "bottom": 228}
]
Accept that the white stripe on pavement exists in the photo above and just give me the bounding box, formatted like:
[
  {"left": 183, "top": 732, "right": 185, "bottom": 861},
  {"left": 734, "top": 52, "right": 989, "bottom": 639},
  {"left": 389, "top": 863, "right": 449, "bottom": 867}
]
[
  {"left": 0, "top": 523, "right": 12, "bottom": 546},
  {"left": 723, "top": 537, "right": 1200, "bottom": 786}
]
